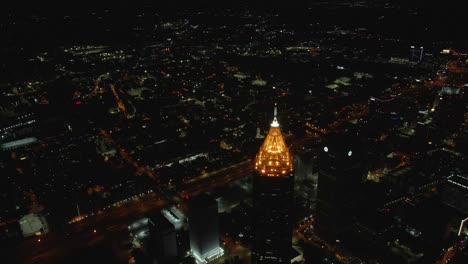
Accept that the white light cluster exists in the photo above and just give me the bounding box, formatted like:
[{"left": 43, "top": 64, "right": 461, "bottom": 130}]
[
  {"left": 191, "top": 247, "right": 224, "bottom": 264},
  {"left": 323, "top": 146, "right": 353, "bottom": 157}
]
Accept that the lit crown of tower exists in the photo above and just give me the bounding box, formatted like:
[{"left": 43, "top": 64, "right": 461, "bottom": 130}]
[{"left": 254, "top": 104, "right": 293, "bottom": 177}]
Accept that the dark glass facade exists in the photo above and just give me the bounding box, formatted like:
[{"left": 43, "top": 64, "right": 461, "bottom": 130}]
[
  {"left": 316, "top": 134, "right": 366, "bottom": 242},
  {"left": 252, "top": 172, "right": 294, "bottom": 264}
]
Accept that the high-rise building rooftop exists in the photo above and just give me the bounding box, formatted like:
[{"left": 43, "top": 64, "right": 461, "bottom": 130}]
[{"left": 254, "top": 104, "right": 293, "bottom": 177}]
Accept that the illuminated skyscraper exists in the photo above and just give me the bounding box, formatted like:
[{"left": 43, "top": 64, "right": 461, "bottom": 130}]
[
  {"left": 188, "top": 194, "right": 223, "bottom": 264},
  {"left": 252, "top": 105, "right": 294, "bottom": 264}
]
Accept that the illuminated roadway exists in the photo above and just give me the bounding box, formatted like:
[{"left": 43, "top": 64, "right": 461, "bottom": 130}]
[
  {"left": 14, "top": 160, "right": 254, "bottom": 264},
  {"left": 13, "top": 127, "right": 322, "bottom": 264},
  {"left": 294, "top": 219, "right": 359, "bottom": 264},
  {"left": 14, "top": 134, "right": 308, "bottom": 264}
]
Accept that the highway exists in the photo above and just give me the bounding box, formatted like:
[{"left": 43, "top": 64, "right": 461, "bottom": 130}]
[
  {"left": 12, "top": 129, "right": 310, "bottom": 264},
  {"left": 12, "top": 160, "right": 253, "bottom": 264}
]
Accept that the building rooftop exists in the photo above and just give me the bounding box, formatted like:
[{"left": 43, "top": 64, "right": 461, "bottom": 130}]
[
  {"left": 448, "top": 174, "right": 468, "bottom": 189},
  {"left": 254, "top": 105, "right": 293, "bottom": 177},
  {"left": 1, "top": 137, "right": 38, "bottom": 151}
]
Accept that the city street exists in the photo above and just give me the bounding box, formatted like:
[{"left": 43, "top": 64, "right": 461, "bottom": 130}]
[{"left": 13, "top": 160, "right": 253, "bottom": 264}]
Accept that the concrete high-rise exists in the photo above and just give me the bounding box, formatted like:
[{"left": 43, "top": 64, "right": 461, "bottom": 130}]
[
  {"left": 252, "top": 105, "right": 294, "bottom": 264},
  {"left": 188, "top": 194, "right": 223, "bottom": 264}
]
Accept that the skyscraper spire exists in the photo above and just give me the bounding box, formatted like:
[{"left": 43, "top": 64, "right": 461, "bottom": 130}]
[
  {"left": 271, "top": 103, "right": 279, "bottom": 127},
  {"left": 255, "top": 104, "right": 293, "bottom": 177}
]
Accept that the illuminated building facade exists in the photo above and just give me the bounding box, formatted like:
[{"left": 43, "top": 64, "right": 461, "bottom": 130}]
[
  {"left": 19, "top": 213, "right": 49, "bottom": 237},
  {"left": 188, "top": 195, "right": 223, "bottom": 264},
  {"left": 252, "top": 105, "right": 294, "bottom": 264},
  {"left": 316, "top": 133, "right": 366, "bottom": 242}
]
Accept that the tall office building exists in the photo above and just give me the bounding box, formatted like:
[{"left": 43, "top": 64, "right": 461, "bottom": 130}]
[
  {"left": 252, "top": 105, "right": 294, "bottom": 264},
  {"left": 410, "top": 45, "right": 424, "bottom": 62},
  {"left": 188, "top": 194, "right": 223, "bottom": 264},
  {"left": 432, "top": 86, "right": 464, "bottom": 130},
  {"left": 316, "top": 133, "right": 367, "bottom": 243},
  {"left": 147, "top": 213, "right": 178, "bottom": 264}
]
